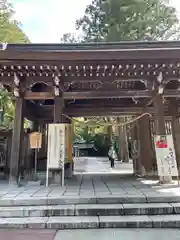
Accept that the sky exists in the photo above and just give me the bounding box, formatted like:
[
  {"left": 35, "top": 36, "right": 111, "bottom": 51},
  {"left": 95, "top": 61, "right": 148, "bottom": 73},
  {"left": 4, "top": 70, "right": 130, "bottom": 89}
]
[{"left": 9, "top": 0, "right": 180, "bottom": 43}]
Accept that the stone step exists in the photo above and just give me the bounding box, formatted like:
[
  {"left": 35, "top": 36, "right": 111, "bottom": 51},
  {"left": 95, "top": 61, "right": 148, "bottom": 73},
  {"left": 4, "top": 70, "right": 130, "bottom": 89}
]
[
  {"left": 1, "top": 194, "right": 180, "bottom": 206},
  {"left": 0, "top": 215, "right": 180, "bottom": 229},
  {"left": 0, "top": 203, "right": 177, "bottom": 218}
]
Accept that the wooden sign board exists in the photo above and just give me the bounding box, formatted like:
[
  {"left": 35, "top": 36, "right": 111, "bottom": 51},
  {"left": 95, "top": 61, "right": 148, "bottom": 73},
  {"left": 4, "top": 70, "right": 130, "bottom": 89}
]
[
  {"left": 154, "top": 135, "right": 178, "bottom": 177},
  {"left": 29, "top": 132, "right": 42, "bottom": 149},
  {"left": 47, "top": 124, "right": 65, "bottom": 169}
]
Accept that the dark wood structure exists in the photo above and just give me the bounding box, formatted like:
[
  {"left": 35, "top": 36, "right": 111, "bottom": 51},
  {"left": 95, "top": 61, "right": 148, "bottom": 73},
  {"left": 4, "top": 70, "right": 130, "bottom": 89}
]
[{"left": 1, "top": 41, "right": 180, "bottom": 183}]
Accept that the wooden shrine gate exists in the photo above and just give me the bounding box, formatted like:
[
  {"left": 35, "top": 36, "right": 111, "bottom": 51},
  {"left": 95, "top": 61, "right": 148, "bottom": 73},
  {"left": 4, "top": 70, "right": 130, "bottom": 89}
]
[{"left": 1, "top": 41, "right": 180, "bottom": 183}]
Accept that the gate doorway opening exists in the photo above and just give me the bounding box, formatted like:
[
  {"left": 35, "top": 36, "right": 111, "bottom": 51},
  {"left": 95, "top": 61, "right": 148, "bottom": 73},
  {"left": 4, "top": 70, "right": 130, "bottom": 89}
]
[{"left": 72, "top": 117, "right": 135, "bottom": 176}]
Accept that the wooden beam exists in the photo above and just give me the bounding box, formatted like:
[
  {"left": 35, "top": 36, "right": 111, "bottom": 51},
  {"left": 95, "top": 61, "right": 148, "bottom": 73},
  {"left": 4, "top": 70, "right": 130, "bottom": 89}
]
[
  {"left": 5, "top": 41, "right": 180, "bottom": 52},
  {"left": 22, "top": 89, "right": 180, "bottom": 100},
  {"left": 2, "top": 47, "right": 180, "bottom": 62},
  {"left": 26, "top": 106, "right": 172, "bottom": 118},
  {"left": 23, "top": 90, "right": 151, "bottom": 100},
  {"left": 24, "top": 92, "right": 53, "bottom": 99},
  {"left": 64, "top": 90, "right": 153, "bottom": 99},
  {"left": 0, "top": 75, "right": 152, "bottom": 84}
]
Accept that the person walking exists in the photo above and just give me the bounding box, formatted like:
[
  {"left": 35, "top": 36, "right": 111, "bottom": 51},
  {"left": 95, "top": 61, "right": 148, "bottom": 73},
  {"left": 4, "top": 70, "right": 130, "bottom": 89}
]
[{"left": 108, "top": 146, "right": 115, "bottom": 168}]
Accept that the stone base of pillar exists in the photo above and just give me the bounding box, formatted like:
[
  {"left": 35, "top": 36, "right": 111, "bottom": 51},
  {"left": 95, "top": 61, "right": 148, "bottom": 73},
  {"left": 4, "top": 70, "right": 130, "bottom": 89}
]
[
  {"left": 24, "top": 172, "right": 34, "bottom": 181},
  {"left": 53, "top": 172, "right": 61, "bottom": 184},
  {"left": 159, "top": 176, "right": 172, "bottom": 184},
  {"left": 134, "top": 163, "right": 158, "bottom": 177},
  {"left": 8, "top": 179, "right": 18, "bottom": 186},
  {"left": 51, "top": 169, "right": 62, "bottom": 184},
  {"left": 9, "top": 174, "right": 19, "bottom": 185},
  {"left": 140, "top": 165, "right": 146, "bottom": 177},
  {"left": 51, "top": 162, "right": 74, "bottom": 184}
]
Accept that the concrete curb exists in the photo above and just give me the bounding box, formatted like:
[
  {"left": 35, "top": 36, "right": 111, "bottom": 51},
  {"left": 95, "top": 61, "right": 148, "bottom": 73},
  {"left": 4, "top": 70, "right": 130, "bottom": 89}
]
[
  {"left": 0, "top": 203, "right": 176, "bottom": 218},
  {"left": 1, "top": 194, "right": 180, "bottom": 207},
  {"left": 0, "top": 215, "right": 179, "bottom": 229}
]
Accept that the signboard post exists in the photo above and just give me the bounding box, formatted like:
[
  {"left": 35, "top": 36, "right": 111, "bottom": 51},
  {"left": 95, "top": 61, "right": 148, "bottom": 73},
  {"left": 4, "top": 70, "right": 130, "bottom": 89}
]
[
  {"left": 46, "top": 124, "right": 66, "bottom": 187},
  {"left": 29, "top": 132, "right": 42, "bottom": 180},
  {"left": 154, "top": 134, "right": 179, "bottom": 183}
]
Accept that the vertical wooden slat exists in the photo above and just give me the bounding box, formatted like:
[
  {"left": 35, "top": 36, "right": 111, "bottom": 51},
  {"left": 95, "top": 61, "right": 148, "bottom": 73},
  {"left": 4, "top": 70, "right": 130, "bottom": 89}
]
[{"left": 9, "top": 97, "right": 24, "bottom": 183}]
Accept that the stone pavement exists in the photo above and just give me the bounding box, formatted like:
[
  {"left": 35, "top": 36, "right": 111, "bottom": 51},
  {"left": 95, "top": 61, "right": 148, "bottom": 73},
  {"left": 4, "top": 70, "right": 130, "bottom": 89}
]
[
  {"left": 1, "top": 229, "right": 180, "bottom": 239},
  {"left": 74, "top": 157, "right": 133, "bottom": 174},
  {"left": 54, "top": 229, "right": 180, "bottom": 240},
  {"left": 0, "top": 174, "right": 179, "bottom": 202},
  {"left": 0, "top": 157, "right": 179, "bottom": 229},
  {"left": 0, "top": 175, "right": 179, "bottom": 229}
]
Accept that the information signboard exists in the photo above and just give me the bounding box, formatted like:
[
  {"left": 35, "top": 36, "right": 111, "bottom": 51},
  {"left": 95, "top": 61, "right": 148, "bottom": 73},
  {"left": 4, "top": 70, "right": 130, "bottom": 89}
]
[
  {"left": 154, "top": 135, "right": 178, "bottom": 177},
  {"left": 29, "top": 132, "right": 42, "bottom": 149},
  {"left": 29, "top": 132, "right": 42, "bottom": 180},
  {"left": 46, "top": 124, "right": 66, "bottom": 186}
]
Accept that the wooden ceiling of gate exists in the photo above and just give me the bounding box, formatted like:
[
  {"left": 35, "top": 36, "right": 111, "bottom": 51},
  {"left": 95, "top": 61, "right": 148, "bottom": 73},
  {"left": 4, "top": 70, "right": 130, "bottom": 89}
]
[{"left": 1, "top": 41, "right": 180, "bottom": 120}]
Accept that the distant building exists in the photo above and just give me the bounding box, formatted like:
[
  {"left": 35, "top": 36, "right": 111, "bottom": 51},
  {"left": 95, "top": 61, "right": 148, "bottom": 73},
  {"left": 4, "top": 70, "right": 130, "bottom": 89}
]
[{"left": 73, "top": 142, "right": 96, "bottom": 156}]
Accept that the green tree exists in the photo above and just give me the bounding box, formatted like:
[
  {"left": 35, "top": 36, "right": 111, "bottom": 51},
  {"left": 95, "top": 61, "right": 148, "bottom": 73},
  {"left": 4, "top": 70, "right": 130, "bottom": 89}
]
[
  {"left": 60, "top": 33, "right": 80, "bottom": 43},
  {"left": 72, "top": 118, "right": 112, "bottom": 156},
  {"left": 74, "top": 0, "right": 180, "bottom": 158},
  {"left": 0, "top": 0, "right": 30, "bottom": 128},
  {"left": 0, "top": 0, "right": 30, "bottom": 43},
  {"left": 76, "top": 0, "right": 180, "bottom": 42},
  {"left": 0, "top": 86, "right": 14, "bottom": 128}
]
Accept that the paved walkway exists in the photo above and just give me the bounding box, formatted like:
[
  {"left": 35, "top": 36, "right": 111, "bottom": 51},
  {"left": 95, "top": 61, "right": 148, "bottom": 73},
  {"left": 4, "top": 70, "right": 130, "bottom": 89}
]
[
  {"left": 74, "top": 157, "right": 133, "bottom": 174},
  {"left": 1, "top": 229, "right": 180, "bottom": 240},
  {"left": 0, "top": 157, "right": 179, "bottom": 202},
  {"left": 54, "top": 229, "right": 180, "bottom": 240},
  {"left": 0, "top": 174, "right": 179, "bottom": 201}
]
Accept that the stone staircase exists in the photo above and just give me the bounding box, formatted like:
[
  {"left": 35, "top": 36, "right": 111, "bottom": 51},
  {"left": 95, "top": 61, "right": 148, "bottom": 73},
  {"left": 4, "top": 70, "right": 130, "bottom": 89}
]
[{"left": 0, "top": 195, "right": 180, "bottom": 229}]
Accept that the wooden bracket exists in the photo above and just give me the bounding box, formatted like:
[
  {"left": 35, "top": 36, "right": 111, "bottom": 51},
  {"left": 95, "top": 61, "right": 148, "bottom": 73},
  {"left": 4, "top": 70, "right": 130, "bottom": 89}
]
[
  {"left": 13, "top": 73, "right": 20, "bottom": 97},
  {"left": 54, "top": 76, "right": 60, "bottom": 96}
]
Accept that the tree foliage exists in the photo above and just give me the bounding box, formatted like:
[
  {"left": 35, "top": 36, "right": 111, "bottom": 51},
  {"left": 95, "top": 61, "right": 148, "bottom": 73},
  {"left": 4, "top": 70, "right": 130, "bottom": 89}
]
[
  {"left": 0, "top": 0, "right": 30, "bottom": 43},
  {"left": 0, "top": 0, "right": 30, "bottom": 128},
  {"left": 60, "top": 33, "right": 80, "bottom": 43},
  {"left": 73, "top": 118, "right": 112, "bottom": 156},
  {"left": 76, "top": 0, "right": 180, "bottom": 42},
  {"left": 62, "top": 1, "right": 180, "bottom": 155},
  {"left": 0, "top": 86, "right": 14, "bottom": 128}
]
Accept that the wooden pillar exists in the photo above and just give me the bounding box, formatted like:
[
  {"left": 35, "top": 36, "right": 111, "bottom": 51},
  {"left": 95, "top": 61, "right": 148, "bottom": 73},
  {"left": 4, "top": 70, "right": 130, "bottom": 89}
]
[
  {"left": 9, "top": 97, "right": 24, "bottom": 183},
  {"left": 32, "top": 120, "right": 39, "bottom": 131},
  {"left": 154, "top": 94, "right": 172, "bottom": 183},
  {"left": 39, "top": 123, "right": 46, "bottom": 156},
  {"left": 117, "top": 117, "right": 129, "bottom": 162},
  {"left": 54, "top": 96, "right": 64, "bottom": 123},
  {"left": 37, "top": 123, "right": 46, "bottom": 171},
  {"left": 52, "top": 79, "right": 64, "bottom": 183},
  {"left": 131, "top": 122, "right": 140, "bottom": 175},
  {"left": 64, "top": 118, "right": 73, "bottom": 178},
  {"left": 23, "top": 128, "right": 32, "bottom": 180},
  {"left": 138, "top": 114, "right": 154, "bottom": 176},
  {"left": 29, "top": 121, "right": 39, "bottom": 173}
]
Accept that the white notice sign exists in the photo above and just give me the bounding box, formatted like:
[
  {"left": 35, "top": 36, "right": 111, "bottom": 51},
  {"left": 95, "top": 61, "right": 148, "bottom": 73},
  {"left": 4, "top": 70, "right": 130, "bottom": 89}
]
[
  {"left": 154, "top": 135, "right": 178, "bottom": 177},
  {"left": 47, "top": 124, "right": 65, "bottom": 169}
]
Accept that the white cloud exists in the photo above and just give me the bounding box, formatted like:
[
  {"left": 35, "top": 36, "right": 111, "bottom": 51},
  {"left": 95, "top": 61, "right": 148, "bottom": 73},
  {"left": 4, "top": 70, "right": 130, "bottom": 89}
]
[
  {"left": 10, "top": 0, "right": 91, "bottom": 43},
  {"left": 171, "top": 0, "right": 180, "bottom": 15}
]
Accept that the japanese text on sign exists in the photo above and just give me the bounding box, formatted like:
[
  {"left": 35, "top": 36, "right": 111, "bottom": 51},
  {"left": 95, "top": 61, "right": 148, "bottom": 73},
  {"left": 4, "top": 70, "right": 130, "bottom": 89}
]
[{"left": 154, "top": 135, "right": 178, "bottom": 177}]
